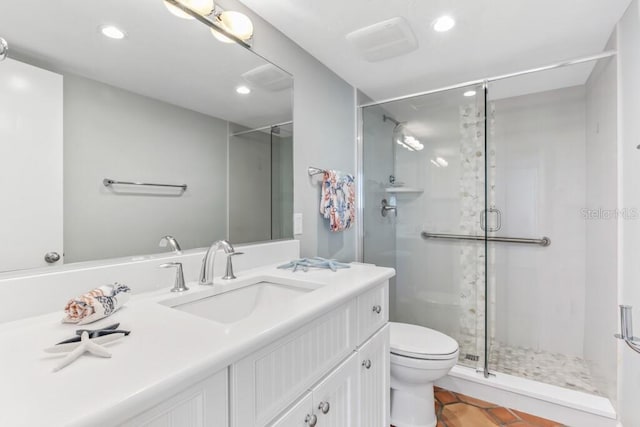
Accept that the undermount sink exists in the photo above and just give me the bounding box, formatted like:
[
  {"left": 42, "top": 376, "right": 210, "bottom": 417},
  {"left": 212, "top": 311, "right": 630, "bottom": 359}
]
[{"left": 170, "top": 282, "right": 312, "bottom": 324}]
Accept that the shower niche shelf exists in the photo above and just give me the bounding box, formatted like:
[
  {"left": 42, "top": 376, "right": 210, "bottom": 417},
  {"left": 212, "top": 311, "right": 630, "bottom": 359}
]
[{"left": 384, "top": 187, "right": 424, "bottom": 194}]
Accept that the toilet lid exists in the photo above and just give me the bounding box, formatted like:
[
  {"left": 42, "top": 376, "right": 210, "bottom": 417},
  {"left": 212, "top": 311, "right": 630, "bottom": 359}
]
[{"left": 390, "top": 322, "right": 459, "bottom": 360}]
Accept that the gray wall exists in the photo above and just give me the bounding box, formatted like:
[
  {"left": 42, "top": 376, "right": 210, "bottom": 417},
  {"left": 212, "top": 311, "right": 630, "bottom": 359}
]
[
  {"left": 230, "top": 0, "right": 357, "bottom": 261},
  {"left": 64, "top": 74, "right": 227, "bottom": 262},
  {"left": 229, "top": 130, "right": 272, "bottom": 244},
  {"left": 361, "top": 104, "right": 397, "bottom": 317},
  {"left": 272, "top": 131, "right": 294, "bottom": 239}
]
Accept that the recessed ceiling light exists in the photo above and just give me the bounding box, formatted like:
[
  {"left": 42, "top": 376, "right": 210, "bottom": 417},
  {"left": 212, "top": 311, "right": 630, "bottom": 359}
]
[
  {"left": 464, "top": 90, "right": 477, "bottom": 97},
  {"left": 433, "top": 15, "right": 455, "bottom": 32},
  {"left": 236, "top": 85, "right": 251, "bottom": 95},
  {"left": 100, "top": 25, "right": 126, "bottom": 40}
]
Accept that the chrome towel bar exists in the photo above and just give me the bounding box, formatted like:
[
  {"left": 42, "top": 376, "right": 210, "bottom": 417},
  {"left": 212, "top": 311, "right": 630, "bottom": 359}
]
[
  {"left": 420, "top": 231, "right": 551, "bottom": 247},
  {"left": 103, "top": 178, "right": 187, "bottom": 191}
]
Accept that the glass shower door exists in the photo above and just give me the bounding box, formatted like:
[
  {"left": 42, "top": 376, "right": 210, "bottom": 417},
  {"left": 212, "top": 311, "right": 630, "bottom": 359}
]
[
  {"left": 485, "top": 59, "right": 615, "bottom": 395},
  {"left": 362, "top": 83, "right": 487, "bottom": 369}
]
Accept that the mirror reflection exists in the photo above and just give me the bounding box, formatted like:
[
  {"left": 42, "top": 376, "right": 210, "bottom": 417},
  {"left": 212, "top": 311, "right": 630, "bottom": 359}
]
[{"left": 0, "top": 0, "right": 293, "bottom": 273}]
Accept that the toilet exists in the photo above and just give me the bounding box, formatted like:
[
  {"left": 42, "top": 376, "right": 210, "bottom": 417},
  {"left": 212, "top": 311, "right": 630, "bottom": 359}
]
[{"left": 390, "top": 322, "right": 460, "bottom": 427}]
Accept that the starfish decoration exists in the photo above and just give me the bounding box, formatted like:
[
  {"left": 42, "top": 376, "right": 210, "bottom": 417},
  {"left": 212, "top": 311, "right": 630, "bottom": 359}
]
[
  {"left": 52, "top": 331, "right": 113, "bottom": 372},
  {"left": 277, "top": 257, "right": 351, "bottom": 272}
]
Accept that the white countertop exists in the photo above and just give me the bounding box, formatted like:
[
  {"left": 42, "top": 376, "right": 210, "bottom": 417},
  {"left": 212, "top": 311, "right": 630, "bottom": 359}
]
[{"left": 0, "top": 262, "right": 394, "bottom": 426}]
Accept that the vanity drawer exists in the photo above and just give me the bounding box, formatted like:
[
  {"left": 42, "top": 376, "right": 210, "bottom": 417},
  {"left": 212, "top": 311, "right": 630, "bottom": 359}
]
[
  {"left": 357, "top": 281, "right": 389, "bottom": 343},
  {"left": 231, "top": 300, "right": 358, "bottom": 427}
]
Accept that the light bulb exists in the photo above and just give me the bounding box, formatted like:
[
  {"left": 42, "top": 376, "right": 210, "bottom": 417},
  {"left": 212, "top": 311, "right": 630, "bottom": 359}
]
[
  {"left": 236, "top": 86, "right": 251, "bottom": 95},
  {"left": 212, "top": 11, "right": 254, "bottom": 43},
  {"left": 164, "top": 0, "right": 214, "bottom": 19},
  {"left": 433, "top": 15, "right": 455, "bottom": 32},
  {"left": 100, "top": 25, "right": 126, "bottom": 40}
]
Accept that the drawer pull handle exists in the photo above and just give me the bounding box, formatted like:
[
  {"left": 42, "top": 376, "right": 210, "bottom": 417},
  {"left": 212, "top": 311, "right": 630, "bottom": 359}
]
[
  {"left": 362, "top": 359, "right": 372, "bottom": 369},
  {"left": 305, "top": 414, "right": 317, "bottom": 426},
  {"left": 372, "top": 305, "right": 382, "bottom": 314},
  {"left": 318, "top": 401, "right": 331, "bottom": 414}
]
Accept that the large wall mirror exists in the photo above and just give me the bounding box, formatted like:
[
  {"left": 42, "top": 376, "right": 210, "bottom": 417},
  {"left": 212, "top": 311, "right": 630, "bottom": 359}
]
[{"left": 0, "top": 0, "right": 293, "bottom": 273}]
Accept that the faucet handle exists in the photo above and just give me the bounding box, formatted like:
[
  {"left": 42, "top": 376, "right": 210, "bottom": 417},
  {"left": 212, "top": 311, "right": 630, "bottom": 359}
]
[
  {"left": 222, "top": 252, "right": 244, "bottom": 280},
  {"left": 160, "top": 262, "right": 189, "bottom": 292}
]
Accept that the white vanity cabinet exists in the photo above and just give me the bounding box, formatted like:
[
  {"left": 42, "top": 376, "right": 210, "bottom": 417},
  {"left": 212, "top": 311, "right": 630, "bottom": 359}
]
[
  {"left": 232, "top": 281, "right": 390, "bottom": 427},
  {"left": 120, "top": 369, "right": 228, "bottom": 427},
  {"left": 270, "top": 354, "right": 359, "bottom": 427},
  {"left": 358, "top": 325, "right": 390, "bottom": 426}
]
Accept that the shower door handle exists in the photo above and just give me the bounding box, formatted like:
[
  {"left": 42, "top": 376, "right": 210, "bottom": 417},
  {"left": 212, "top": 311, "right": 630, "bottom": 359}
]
[{"left": 480, "top": 208, "right": 502, "bottom": 232}]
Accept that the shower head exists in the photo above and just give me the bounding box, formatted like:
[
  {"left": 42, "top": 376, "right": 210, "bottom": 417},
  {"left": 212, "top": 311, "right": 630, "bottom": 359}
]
[{"left": 0, "top": 37, "right": 8, "bottom": 61}]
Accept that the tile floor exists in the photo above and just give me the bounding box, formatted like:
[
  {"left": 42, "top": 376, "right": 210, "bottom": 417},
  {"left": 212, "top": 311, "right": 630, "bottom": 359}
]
[
  {"left": 391, "top": 386, "right": 564, "bottom": 427},
  {"left": 488, "top": 342, "right": 601, "bottom": 395}
]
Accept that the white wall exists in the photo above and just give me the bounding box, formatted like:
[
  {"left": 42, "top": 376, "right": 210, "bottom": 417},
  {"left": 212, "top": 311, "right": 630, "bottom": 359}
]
[
  {"left": 616, "top": 1, "right": 640, "bottom": 425},
  {"left": 231, "top": 0, "right": 358, "bottom": 261},
  {"left": 390, "top": 101, "right": 468, "bottom": 344},
  {"left": 64, "top": 74, "right": 227, "bottom": 262},
  {"left": 491, "top": 86, "right": 587, "bottom": 356},
  {"left": 584, "top": 43, "right": 618, "bottom": 403},
  {"left": 0, "top": 59, "right": 63, "bottom": 272}
]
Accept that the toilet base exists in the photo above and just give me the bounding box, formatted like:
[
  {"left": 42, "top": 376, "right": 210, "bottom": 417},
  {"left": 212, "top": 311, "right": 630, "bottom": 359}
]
[{"left": 390, "top": 383, "right": 436, "bottom": 427}]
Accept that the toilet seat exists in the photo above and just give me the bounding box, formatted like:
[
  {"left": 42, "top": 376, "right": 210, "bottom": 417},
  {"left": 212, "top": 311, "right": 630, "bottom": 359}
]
[{"left": 390, "top": 322, "right": 459, "bottom": 360}]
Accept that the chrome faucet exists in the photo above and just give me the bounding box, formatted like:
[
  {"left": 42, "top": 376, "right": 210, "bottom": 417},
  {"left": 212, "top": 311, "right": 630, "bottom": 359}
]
[
  {"left": 159, "top": 235, "right": 182, "bottom": 254},
  {"left": 199, "top": 240, "right": 243, "bottom": 285}
]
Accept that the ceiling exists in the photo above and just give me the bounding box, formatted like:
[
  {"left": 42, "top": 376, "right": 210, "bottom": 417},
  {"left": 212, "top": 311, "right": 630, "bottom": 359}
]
[
  {"left": 0, "top": 0, "right": 292, "bottom": 129},
  {"left": 240, "top": 0, "right": 630, "bottom": 102}
]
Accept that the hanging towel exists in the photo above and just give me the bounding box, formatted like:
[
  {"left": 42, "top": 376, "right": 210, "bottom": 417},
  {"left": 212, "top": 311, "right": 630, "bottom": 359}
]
[
  {"left": 320, "top": 170, "right": 355, "bottom": 232},
  {"left": 63, "top": 283, "right": 131, "bottom": 325}
]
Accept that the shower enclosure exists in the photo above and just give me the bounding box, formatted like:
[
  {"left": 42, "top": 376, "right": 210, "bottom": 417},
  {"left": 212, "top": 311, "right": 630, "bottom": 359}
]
[
  {"left": 229, "top": 122, "right": 294, "bottom": 243},
  {"left": 360, "top": 53, "right": 618, "bottom": 402}
]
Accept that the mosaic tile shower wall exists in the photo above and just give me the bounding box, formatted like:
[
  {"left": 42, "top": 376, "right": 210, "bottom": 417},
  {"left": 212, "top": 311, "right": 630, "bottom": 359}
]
[{"left": 457, "top": 101, "right": 496, "bottom": 368}]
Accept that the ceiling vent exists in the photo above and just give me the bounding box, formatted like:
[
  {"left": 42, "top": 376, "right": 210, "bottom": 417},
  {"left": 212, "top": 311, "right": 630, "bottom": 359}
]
[
  {"left": 242, "top": 63, "right": 293, "bottom": 92},
  {"left": 346, "top": 17, "right": 418, "bottom": 62}
]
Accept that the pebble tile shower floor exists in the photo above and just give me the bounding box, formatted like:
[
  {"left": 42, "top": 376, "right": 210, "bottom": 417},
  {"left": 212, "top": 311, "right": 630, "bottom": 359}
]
[{"left": 488, "top": 342, "right": 601, "bottom": 395}]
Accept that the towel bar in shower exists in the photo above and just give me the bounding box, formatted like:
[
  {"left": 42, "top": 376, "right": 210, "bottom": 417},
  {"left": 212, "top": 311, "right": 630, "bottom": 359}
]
[
  {"left": 103, "top": 178, "right": 187, "bottom": 191},
  {"left": 420, "top": 231, "right": 551, "bottom": 247}
]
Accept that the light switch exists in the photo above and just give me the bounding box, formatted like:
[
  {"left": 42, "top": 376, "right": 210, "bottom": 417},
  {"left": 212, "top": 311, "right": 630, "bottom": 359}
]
[{"left": 294, "top": 213, "right": 303, "bottom": 235}]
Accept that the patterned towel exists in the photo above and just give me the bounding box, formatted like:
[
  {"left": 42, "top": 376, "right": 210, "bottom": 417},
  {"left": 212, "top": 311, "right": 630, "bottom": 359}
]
[
  {"left": 63, "top": 283, "right": 131, "bottom": 325},
  {"left": 320, "top": 170, "right": 355, "bottom": 232}
]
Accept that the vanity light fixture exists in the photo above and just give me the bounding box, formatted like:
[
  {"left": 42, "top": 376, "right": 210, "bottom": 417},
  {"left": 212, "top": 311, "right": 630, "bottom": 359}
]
[
  {"left": 211, "top": 11, "right": 254, "bottom": 43},
  {"left": 433, "top": 15, "right": 455, "bottom": 32},
  {"left": 163, "top": 0, "right": 254, "bottom": 46},
  {"left": 463, "top": 90, "right": 477, "bottom": 97},
  {"left": 236, "top": 85, "right": 251, "bottom": 95},
  {"left": 164, "top": 0, "right": 215, "bottom": 19},
  {"left": 100, "top": 25, "right": 126, "bottom": 40}
]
